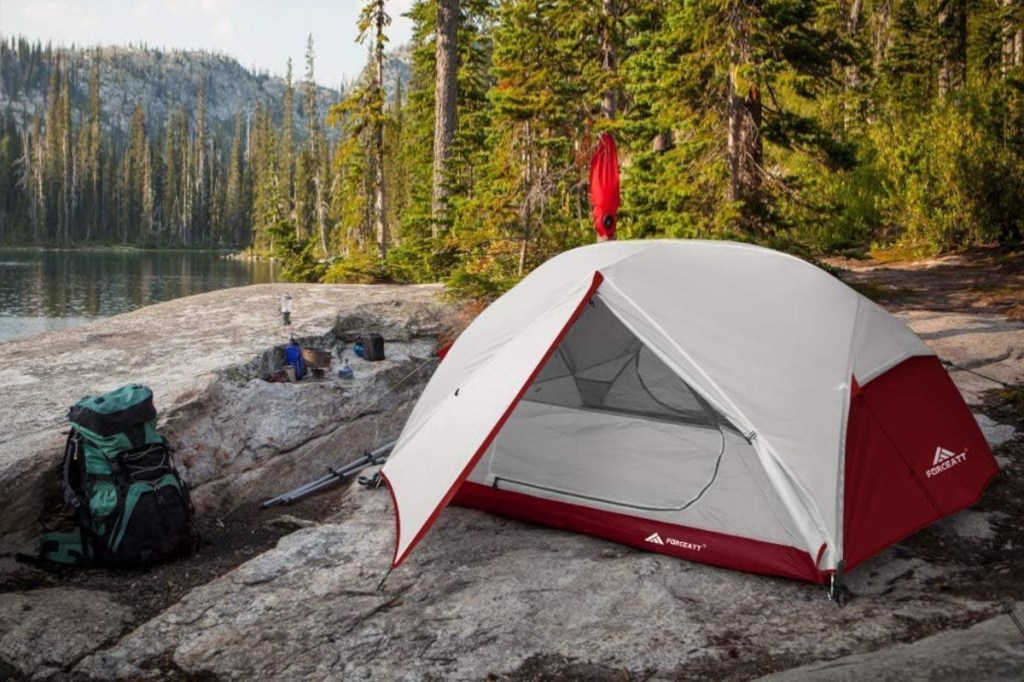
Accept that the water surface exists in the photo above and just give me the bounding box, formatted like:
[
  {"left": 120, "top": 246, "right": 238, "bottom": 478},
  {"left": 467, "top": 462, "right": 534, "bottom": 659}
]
[{"left": 0, "top": 249, "right": 277, "bottom": 343}]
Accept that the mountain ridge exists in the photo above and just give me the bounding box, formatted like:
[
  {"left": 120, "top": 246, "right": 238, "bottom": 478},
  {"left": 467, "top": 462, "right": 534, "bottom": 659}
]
[{"left": 1, "top": 37, "right": 411, "bottom": 138}]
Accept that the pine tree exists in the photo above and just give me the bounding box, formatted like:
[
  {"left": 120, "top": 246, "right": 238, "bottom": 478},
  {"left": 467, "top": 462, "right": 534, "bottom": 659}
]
[
  {"left": 938, "top": 0, "right": 967, "bottom": 96},
  {"left": 43, "top": 61, "right": 62, "bottom": 241},
  {"left": 623, "top": 0, "right": 855, "bottom": 236},
  {"left": 251, "top": 104, "right": 287, "bottom": 253},
  {"left": 399, "top": 0, "right": 442, "bottom": 240},
  {"left": 356, "top": 0, "right": 392, "bottom": 261},
  {"left": 471, "top": 0, "right": 595, "bottom": 277},
  {"left": 162, "top": 110, "right": 179, "bottom": 244},
  {"left": 59, "top": 61, "right": 75, "bottom": 244},
  {"left": 294, "top": 36, "right": 322, "bottom": 246},
  {"left": 128, "top": 102, "right": 148, "bottom": 242},
  {"left": 386, "top": 75, "right": 407, "bottom": 240},
  {"left": 880, "top": 0, "right": 935, "bottom": 114},
  {"left": 193, "top": 81, "right": 208, "bottom": 245},
  {"left": 304, "top": 35, "right": 321, "bottom": 158},
  {"left": 281, "top": 58, "right": 296, "bottom": 239},
  {"left": 226, "top": 110, "right": 246, "bottom": 245},
  {"left": 82, "top": 56, "right": 102, "bottom": 240},
  {"left": 432, "top": 0, "right": 459, "bottom": 232}
]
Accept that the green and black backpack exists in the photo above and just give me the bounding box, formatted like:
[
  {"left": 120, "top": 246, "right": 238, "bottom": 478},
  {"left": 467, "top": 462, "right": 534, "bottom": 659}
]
[{"left": 36, "top": 384, "right": 198, "bottom": 568}]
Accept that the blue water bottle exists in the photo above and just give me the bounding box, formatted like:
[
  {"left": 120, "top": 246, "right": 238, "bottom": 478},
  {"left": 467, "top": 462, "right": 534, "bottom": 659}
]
[{"left": 285, "top": 340, "right": 305, "bottom": 380}]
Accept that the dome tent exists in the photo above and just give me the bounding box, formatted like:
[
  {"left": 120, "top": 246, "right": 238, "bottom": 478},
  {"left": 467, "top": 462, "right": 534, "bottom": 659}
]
[{"left": 380, "top": 240, "right": 998, "bottom": 583}]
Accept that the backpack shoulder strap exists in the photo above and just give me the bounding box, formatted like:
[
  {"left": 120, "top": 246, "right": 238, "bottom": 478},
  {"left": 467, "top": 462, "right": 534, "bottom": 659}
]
[
  {"left": 61, "top": 430, "right": 93, "bottom": 531},
  {"left": 61, "top": 430, "right": 82, "bottom": 506}
]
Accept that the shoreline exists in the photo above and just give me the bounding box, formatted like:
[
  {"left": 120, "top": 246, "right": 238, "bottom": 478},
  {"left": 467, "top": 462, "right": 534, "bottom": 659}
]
[{"left": 0, "top": 244, "right": 243, "bottom": 255}]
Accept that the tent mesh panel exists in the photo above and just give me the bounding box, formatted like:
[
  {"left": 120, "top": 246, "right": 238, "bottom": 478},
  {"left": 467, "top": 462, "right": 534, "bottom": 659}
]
[{"left": 524, "top": 297, "right": 725, "bottom": 430}]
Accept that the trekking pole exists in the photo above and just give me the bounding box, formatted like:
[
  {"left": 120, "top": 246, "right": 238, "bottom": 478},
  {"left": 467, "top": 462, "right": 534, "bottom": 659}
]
[{"left": 260, "top": 439, "right": 397, "bottom": 509}]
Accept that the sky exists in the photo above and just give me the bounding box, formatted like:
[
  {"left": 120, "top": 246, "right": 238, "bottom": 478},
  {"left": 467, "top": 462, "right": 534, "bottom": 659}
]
[{"left": 0, "top": 0, "right": 416, "bottom": 87}]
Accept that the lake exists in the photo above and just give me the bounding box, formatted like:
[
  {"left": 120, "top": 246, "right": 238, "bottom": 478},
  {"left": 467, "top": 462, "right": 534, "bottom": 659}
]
[{"left": 0, "top": 249, "right": 278, "bottom": 343}]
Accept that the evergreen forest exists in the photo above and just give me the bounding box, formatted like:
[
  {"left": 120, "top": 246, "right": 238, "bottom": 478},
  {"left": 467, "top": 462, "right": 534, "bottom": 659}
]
[{"left": 2, "top": 0, "right": 1023, "bottom": 298}]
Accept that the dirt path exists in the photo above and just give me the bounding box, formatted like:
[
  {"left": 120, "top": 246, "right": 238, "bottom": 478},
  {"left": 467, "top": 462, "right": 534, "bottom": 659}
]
[{"left": 826, "top": 248, "right": 1024, "bottom": 321}]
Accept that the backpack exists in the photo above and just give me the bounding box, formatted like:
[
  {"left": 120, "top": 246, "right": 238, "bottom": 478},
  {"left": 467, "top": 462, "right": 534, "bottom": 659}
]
[
  {"left": 362, "top": 333, "right": 386, "bottom": 362},
  {"left": 36, "top": 384, "right": 198, "bottom": 568}
]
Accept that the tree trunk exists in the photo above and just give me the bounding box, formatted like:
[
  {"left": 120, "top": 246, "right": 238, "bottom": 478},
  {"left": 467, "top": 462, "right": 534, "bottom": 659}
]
[
  {"left": 872, "top": 0, "right": 892, "bottom": 73},
  {"left": 727, "top": 75, "right": 763, "bottom": 232},
  {"left": 600, "top": 0, "right": 618, "bottom": 119},
  {"left": 519, "top": 121, "right": 532, "bottom": 277},
  {"left": 34, "top": 128, "right": 44, "bottom": 244},
  {"left": 314, "top": 175, "right": 328, "bottom": 257},
  {"left": 374, "top": 0, "right": 388, "bottom": 261},
  {"left": 61, "top": 134, "right": 69, "bottom": 244},
  {"left": 938, "top": 0, "right": 966, "bottom": 97},
  {"left": 1004, "top": 0, "right": 1024, "bottom": 74},
  {"left": 843, "top": 0, "right": 863, "bottom": 130},
  {"left": 727, "top": 72, "right": 742, "bottom": 205},
  {"left": 740, "top": 85, "right": 763, "bottom": 204},
  {"left": 432, "top": 0, "right": 459, "bottom": 235}
]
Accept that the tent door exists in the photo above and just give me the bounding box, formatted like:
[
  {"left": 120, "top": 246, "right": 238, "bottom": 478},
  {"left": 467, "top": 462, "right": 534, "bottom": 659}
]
[{"left": 485, "top": 296, "right": 734, "bottom": 512}]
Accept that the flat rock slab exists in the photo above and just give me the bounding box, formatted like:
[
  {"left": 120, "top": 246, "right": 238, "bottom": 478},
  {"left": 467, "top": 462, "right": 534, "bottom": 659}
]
[
  {"left": 757, "top": 605, "right": 1024, "bottom": 681},
  {"left": 0, "top": 283, "right": 450, "bottom": 548},
  {"left": 75, "top": 481, "right": 999, "bottom": 681},
  {"left": 899, "top": 311, "right": 1024, "bottom": 404},
  {"left": 976, "top": 414, "right": 1018, "bottom": 449},
  {"left": 0, "top": 587, "right": 132, "bottom": 680},
  {"left": 5, "top": 293, "right": 1023, "bottom": 680}
]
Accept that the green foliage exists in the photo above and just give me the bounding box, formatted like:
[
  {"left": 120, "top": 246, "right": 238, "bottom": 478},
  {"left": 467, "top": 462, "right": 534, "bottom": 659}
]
[
  {"left": 386, "top": 237, "right": 460, "bottom": 283},
  {"left": 784, "top": 147, "right": 883, "bottom": 253},
  {"left": 322, "top": 236, "right": 459, "bottom": 285},
  {"left": 6, "top": 0, "right": 1024, "bottom": 299},
  {"left": 268, "top": 219, "right": 327, "bottom": 282},
  {"left": 871, "top": 101, "right": 1024, "bottom": 251},
  {"left": 322, "top": 244, "right": 389, "bottom": 283},
  {"left": 621, "top": 0, "right": 857, "bottom": 238}
]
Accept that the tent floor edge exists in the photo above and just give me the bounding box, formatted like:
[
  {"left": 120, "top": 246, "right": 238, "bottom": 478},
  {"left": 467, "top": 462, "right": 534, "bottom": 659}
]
[{"left": 453, "top": 481, "right": 827, "bottom": 584}]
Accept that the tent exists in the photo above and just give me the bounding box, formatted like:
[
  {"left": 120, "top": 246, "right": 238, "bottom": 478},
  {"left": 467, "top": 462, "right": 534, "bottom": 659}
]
[{"left": 380, "top": 240, "right": 998, "bottom": 583}]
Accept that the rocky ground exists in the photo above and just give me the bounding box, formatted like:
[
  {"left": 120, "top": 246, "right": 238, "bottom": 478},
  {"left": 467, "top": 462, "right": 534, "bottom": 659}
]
[
  {"left": 1, "top": 255, "right": 1023, "bottom": 681},
  {"left": 830, "top": 247, "right": 1024, "bottom": 321}
]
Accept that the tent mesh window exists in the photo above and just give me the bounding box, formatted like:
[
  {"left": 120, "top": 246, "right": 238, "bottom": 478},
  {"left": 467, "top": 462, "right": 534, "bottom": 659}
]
[{"left": 526, "top": 297, "right": 726, "bottom": 429}]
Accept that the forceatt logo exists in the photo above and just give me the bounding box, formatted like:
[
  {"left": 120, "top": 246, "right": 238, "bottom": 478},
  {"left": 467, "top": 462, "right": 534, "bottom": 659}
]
[
  {"left": 645, "top": 532, "right": 706, "bottom": 552},
  {"left": 926, "top": 446, "right": 967, "bottom": 478}
]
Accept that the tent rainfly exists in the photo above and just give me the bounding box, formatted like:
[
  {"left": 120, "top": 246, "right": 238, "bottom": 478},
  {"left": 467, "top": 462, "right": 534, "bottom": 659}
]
[{"left": 380, "top": 241, "right": 998, "bottom": 583}]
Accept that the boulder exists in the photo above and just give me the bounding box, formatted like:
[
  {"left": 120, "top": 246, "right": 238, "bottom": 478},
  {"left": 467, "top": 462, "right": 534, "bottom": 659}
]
[
  {"left": 0, "top": 283, "right": 458, "bottom": 552},
  {"left": 0, "top": 588, "right": 132, "bottom": 680}
]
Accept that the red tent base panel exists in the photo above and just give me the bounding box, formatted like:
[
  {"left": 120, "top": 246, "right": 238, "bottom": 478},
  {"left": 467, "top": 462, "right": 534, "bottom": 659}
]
[{"left": 452, "top": 481, "right": 828, "bottom": 583}]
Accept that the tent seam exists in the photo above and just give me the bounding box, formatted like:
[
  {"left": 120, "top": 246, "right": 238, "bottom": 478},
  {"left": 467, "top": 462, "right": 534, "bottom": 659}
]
[{"left": 834, "top": 296, "right": 863, "bottom": 568}]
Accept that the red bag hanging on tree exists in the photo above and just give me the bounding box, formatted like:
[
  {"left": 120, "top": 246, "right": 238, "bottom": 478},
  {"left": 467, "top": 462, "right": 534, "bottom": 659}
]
[{"left": 589, "top": 132, "right": 621, "bottom": 241}]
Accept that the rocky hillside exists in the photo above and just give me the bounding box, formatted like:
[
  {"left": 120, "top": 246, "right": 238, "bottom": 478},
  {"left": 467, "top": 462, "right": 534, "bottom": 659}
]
[{"left": 0, "top": 37, "right": 411, "bottom": 137}]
